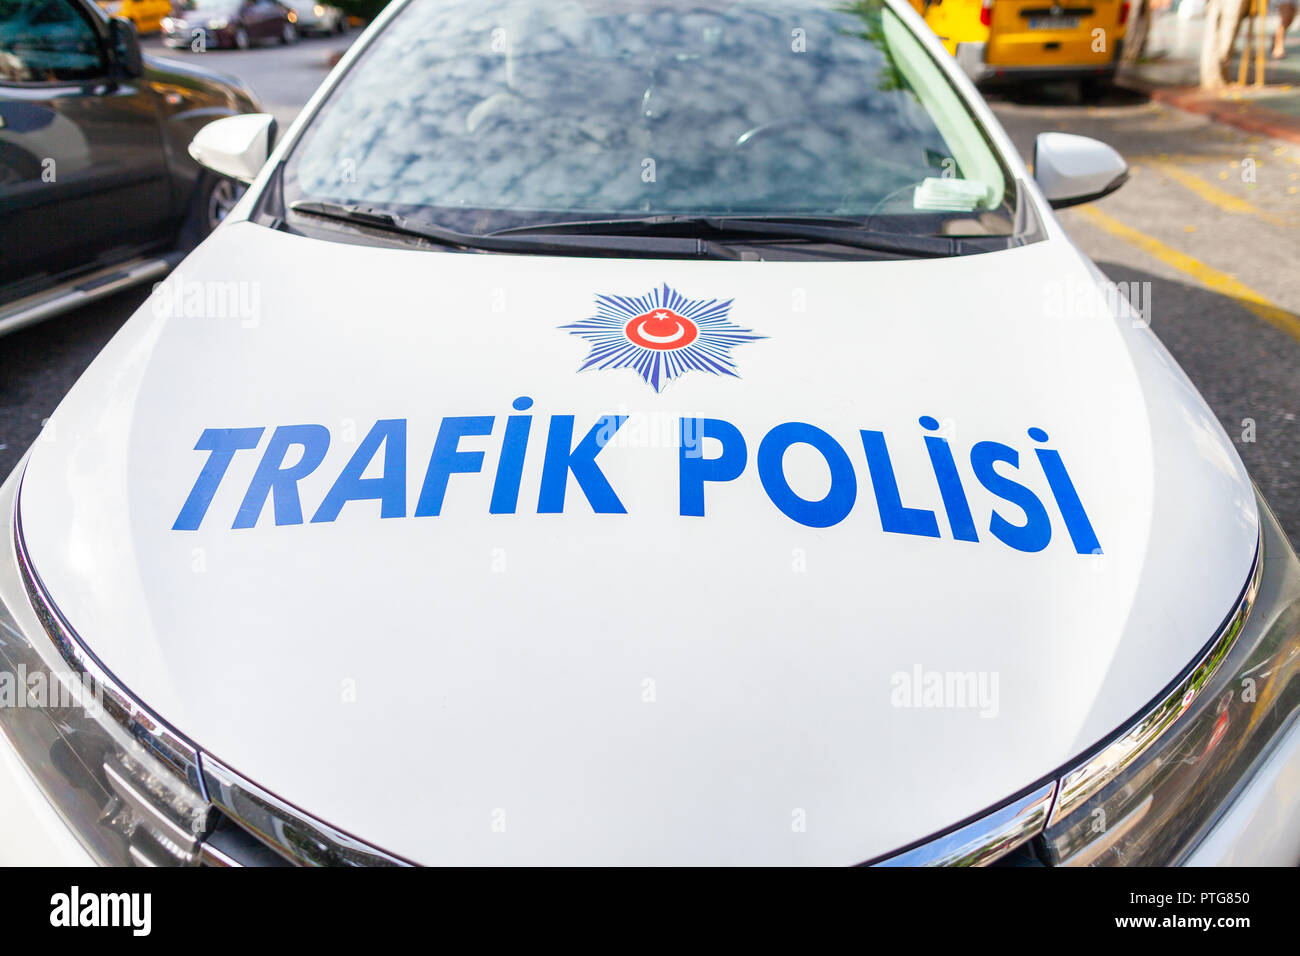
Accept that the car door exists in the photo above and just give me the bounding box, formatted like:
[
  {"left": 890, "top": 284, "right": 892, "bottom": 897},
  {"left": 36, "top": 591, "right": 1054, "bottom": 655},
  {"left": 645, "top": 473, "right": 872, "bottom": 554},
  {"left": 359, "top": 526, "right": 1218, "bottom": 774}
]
[
  {"left": 0, "top": 0, "right": 173, "bottom": 291},
  {"left": 233, "top": 0, "right": 259, "bottom": 41},
  {"left": 986, "top": 0, "right": 1126, "bottom": 68},
  {"left": 236, "top": 0, "right": 263, "bottom": 41}
]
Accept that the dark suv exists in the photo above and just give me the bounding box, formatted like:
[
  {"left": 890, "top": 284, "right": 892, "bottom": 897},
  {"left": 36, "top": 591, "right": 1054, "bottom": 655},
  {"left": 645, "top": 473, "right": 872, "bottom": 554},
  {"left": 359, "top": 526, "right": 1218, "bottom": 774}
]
[{"left": 0, "top": 0, "right": 260, "bottom": 336}]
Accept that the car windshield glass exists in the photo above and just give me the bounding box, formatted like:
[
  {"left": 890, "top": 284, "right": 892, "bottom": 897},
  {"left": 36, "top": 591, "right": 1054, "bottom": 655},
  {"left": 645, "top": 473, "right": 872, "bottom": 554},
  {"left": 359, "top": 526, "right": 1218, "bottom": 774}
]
[{"left": 282, "top": 0, "right": 1016, "bottom": 239}]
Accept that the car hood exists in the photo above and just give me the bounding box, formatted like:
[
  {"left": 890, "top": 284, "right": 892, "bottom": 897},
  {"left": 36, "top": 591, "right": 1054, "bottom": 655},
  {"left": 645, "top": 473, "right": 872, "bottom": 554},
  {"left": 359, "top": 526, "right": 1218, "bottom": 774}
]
[
  {"left": 17, "top": 222, "right": 1258, "bottom": 865},
  {"left": 142, "top": 54, "right": 259, "bottom": 114}
]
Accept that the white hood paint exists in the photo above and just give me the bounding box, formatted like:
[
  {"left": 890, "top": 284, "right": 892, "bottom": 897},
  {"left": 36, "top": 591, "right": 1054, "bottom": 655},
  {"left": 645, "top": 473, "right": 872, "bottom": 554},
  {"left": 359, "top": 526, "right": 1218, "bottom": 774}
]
[{"left": 18, "top": 223, "right": 1258, "bottom": 864}]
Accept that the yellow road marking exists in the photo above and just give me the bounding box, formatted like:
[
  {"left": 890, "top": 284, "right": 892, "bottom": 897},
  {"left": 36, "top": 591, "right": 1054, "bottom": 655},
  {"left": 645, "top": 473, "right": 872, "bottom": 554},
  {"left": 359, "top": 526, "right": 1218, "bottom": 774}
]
[
  {"left": 1149, "top": 161, "right": 1290, "bottom": 227},
  {"left": 1073, "top": 205, "right": 1300, "bottom": 343}
]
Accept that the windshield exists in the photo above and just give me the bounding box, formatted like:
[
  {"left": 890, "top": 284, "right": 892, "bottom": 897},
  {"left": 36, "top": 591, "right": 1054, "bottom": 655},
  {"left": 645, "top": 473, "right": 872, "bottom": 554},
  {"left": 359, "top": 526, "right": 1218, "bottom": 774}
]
[{"left": 282, "top": 0, "right": 1017, "bottom": 239}]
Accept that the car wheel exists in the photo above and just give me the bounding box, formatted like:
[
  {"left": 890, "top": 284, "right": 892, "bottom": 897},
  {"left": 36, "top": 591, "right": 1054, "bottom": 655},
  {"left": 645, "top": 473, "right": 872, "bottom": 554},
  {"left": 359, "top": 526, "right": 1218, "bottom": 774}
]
[
  {"left": 281, "top": 22, "right": 297, "bottom": 44},
  {"left": 183, "top": 172, "right": 247, "bottom": 246},
  {"left": 234, "top": 27, "right": 250, "bottom": 49}
]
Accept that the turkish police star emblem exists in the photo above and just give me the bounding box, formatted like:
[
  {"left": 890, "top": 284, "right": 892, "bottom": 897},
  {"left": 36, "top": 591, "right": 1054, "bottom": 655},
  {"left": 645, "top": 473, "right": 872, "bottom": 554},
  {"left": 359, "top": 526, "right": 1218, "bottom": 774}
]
[{"left": 560, "top": 284, "right": 765, "bottom": 392}]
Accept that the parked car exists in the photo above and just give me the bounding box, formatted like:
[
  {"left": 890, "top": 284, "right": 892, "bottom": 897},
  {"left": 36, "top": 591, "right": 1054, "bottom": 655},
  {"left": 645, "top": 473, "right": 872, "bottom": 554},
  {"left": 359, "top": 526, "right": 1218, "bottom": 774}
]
[
  {"left": 908, "top": 0, "right": 1130, "bottom": 96},
  {"left": 162, "top": 0, "right": 297, "bottom": 49},
  {"left": 281, "top": 0, "right": 345, "bottom": 35},
  {"left": 0, "top": 1, "right": 261, "bottom": 337},
  {"left": 94, "top": 0, "right": 171, "bottom": 33},
  {"left": 2, "top": 0, "right": 1298, "bottom": 868}
]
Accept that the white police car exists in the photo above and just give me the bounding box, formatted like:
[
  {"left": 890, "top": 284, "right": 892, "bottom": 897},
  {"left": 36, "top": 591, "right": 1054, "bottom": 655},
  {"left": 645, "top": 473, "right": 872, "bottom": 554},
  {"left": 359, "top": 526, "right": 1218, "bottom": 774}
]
[{"left": 1, "top": 0, "right": 1298, "bottom": 867}]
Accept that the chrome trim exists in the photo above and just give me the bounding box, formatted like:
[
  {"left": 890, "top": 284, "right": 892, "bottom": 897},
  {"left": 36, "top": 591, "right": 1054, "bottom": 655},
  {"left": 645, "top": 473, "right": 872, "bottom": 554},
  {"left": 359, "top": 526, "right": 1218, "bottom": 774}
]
[
  {"left": 1048, "top": 533, "right": 1264, "bottom": 826},
  {"left": 201, "top": 755, "right": 409, "bottom": 867},
  {"left": 199, "top": 842, "right": 242, "bottom": 868},
  {"left": 873, "top": 782, "right": 1056, "bottom": 866},
  {"left": 103, "top": 760, "right": 204, "bottom": 864},
  {"left": 0, "top": 254, "right": 181, "bottom": 338}
]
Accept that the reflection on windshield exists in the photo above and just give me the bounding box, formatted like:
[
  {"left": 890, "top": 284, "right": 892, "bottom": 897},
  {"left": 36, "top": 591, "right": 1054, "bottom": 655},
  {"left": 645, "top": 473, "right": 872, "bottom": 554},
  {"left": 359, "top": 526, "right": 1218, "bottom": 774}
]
[{"left": 285, "top": 0, "right": 1013, "bottom": 235}]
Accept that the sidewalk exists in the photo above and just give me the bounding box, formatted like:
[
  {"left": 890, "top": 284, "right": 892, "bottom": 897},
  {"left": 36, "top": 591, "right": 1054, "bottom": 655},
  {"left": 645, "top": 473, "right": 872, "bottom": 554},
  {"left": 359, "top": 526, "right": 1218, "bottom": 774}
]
[{"left": 1119, "top": 7, "right": 1300, "bottom": 142}]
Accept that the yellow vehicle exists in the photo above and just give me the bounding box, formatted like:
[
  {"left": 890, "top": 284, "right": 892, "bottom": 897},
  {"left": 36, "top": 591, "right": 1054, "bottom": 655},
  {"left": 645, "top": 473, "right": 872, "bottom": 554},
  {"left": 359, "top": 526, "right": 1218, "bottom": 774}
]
[
  {"left": 97, "top": 0, "right": 174, "bottom": 34},
  {"left": 909, "top": 0, "right": 1130, "bottom": 94}
]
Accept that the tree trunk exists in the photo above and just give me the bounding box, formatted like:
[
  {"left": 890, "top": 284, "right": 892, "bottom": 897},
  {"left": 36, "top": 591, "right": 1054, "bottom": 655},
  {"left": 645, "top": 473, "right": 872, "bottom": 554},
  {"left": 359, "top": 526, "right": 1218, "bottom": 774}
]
[
  {"left": 1122, "top": 0, "right": 1151, "bottom": 65},
  {"left": 1200, "top": 0, "right": 1251, "bottom": 89}
]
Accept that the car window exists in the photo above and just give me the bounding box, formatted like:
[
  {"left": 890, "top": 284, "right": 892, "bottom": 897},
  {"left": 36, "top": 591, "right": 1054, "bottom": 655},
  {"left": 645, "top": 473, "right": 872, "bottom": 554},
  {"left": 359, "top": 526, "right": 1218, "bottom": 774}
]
[
  {"left": 0, "top": 0, "right": 105, "bottom": 83},
  {"left": 283, "top": 0, "right": 1016, "bottom": 237}
]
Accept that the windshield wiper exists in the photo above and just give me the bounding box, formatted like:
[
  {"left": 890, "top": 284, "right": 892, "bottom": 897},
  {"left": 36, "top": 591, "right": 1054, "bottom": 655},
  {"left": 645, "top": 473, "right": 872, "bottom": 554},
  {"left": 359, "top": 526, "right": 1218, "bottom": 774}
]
[
  {"left": 489, "top": 215, "right": 966, "bottom": 258},
  {"left": 288, "top": 201, "right": 744, "bottom": 259}
]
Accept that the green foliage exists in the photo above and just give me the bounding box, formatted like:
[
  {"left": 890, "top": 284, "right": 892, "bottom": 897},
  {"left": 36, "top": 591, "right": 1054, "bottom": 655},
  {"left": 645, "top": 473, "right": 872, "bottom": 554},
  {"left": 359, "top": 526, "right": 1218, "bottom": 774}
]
[{"left": 836, "top": 0, "right": 909, "bottom": 94}]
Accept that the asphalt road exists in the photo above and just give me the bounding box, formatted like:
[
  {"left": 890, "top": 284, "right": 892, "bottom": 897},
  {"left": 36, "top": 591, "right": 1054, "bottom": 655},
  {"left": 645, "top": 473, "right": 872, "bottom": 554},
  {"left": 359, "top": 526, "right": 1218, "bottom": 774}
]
[
  {"left": 1, "top": 64, "right": 1297, "bottom": 552},
  {"left": 150, "top": 30, "right": 356, "bottom": 128}
]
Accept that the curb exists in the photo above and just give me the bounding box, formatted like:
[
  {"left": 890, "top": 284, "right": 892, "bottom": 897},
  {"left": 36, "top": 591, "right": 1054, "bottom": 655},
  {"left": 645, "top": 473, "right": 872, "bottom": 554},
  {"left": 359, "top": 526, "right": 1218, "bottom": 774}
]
[{"left": 1118, "top": 76, "right": 1300, "bottom": 145}]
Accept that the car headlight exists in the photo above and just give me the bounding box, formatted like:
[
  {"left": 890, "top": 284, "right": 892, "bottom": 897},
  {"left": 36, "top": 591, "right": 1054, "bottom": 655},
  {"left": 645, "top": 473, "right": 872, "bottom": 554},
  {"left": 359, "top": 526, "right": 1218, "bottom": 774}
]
[
  {"left": 1040, "top": 495, "right": 1300, "bottom": 865},
  {"left": 207, "top": 16, "right": 229, "bottom": 29},
  {"left": 0, "top": 479, "right": 210, "bottom": 866},
  {"left": 161, "top": 16, "right": 173, "bottom": 30},
  {"left": 314, "top": 4, "right": 325, "bottom": 15},
  {"left": 873, "top": 489, "right": 1300, "bottom": 866}
]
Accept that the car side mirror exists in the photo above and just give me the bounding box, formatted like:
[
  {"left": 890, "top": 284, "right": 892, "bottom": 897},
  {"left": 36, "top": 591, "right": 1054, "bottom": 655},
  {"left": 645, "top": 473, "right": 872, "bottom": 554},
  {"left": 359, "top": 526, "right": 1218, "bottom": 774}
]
[
  {"left": 188, "top": 114, "right": 277, "bottom": 184},
  {"left": 1033, "top": 132, "right": 1128, "bottom": 209},
  {"left": 108, "top": 16, "right": 144, "bottom": 79}
]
